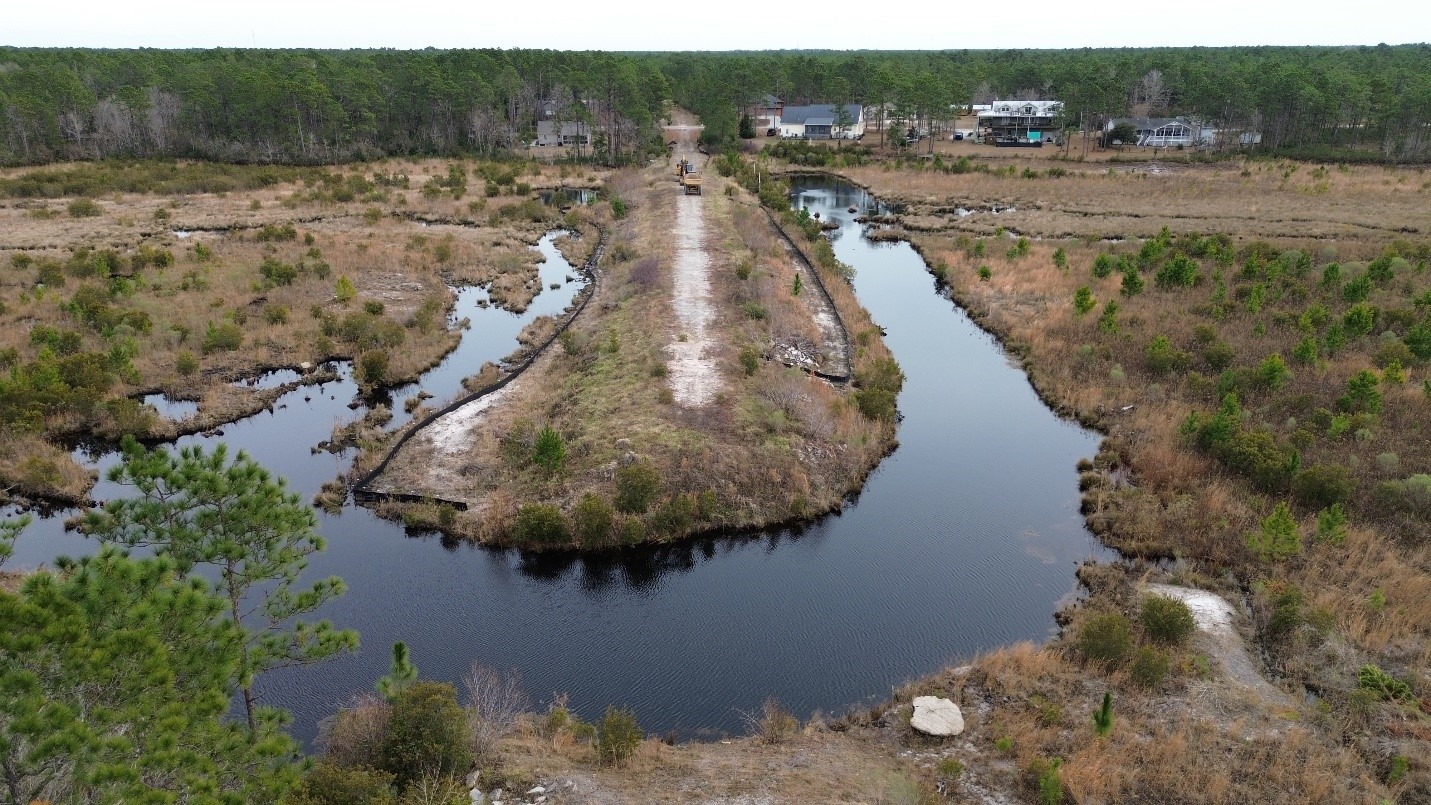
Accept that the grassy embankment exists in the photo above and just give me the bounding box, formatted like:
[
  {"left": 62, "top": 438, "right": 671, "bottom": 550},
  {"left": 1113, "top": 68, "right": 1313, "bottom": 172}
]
[
  {"left": 300, "top": 147, "right": 1428, "bottom": 803},
  {"left": 368, "top": 155, "right": 901, "bottom": 548},
  {"left": 813, "top": 143, "right": 1430, "bottom": 801},
  {"left": 0, "top": 158, "right": 609, "bottom": 506}
]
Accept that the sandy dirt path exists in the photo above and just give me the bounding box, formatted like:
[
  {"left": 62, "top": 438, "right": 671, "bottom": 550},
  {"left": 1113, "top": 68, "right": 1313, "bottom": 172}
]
[{"left": 664, "top": 118, "right": 722, "bottom": 407}]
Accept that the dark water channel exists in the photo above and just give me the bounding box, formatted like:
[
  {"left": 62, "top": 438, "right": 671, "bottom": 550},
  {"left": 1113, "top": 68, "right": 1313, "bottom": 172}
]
[{"left": 7, "top": 183, "right": 1107, "bottom": 747}]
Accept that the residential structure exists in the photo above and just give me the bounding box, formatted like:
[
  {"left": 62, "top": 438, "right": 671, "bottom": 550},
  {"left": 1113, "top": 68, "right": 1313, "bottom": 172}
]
[
  {"left": 1104, "top": 117, "right": 1215, "bottom": 148},
  {"left": 535, "top": 120, "right": 591, "bottom": 147},
  {"left": 976, "top": 100, "right": 1063, "bottom": 146},
  {"left": 750, "top": 94, "right": 784, "bottom": 134},
  {"left": 778, "top": 104, "right": 866, "bottom": 140}
]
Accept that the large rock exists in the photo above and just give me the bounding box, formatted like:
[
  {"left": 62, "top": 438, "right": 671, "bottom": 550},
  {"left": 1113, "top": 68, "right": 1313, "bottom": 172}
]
[{"left": 910, "top": 696, "right": 964, "bottom": 736}]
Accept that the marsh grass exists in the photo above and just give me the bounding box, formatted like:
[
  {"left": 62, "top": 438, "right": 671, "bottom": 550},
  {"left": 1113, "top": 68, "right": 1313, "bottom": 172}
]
[{"left": 0, "top": 159, "right": 611, "bottom": 502}]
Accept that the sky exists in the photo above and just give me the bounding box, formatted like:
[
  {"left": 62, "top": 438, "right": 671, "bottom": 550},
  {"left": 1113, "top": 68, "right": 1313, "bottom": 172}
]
[{"left": 3, "top": 0, "right": 1427, "bottom": 51}]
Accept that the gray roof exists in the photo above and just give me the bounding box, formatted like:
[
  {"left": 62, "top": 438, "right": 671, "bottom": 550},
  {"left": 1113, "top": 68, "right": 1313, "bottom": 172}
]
[
  {"left": 537, "top": 120, "right": 590, "bottom": 136},
  {"left": 781, "top": 104, "right": 862, "bottom": 125},
  {"left": 804, "top": 117, "right": 835, "bottom": 126},
  {"left": 1110, "top": 116, "right": 1195, "bottom": 131}
]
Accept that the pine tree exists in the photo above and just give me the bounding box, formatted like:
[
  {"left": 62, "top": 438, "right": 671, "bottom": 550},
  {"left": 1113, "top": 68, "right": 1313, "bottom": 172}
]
[
  {"left": 379, "top": 641, "right": 419, "bottom": 701},
  {"left": 82, "top": 436, "right": 359, "bottom": 732},
  {"left": 0, "top": 548, "right": 299, "bottom": 802},
  {"left": 1092, "top": 691, "right": 1114, "bottom": 737}
]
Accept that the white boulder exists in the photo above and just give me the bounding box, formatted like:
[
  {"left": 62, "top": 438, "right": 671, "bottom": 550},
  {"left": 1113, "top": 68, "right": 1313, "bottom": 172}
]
[{"left": 910, "top": 696, "right": 964, "bottom": 736}]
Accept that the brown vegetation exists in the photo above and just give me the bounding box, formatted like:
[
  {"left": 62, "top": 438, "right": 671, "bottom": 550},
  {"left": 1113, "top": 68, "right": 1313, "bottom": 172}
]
[
  {"left": 368, "top": 148, "right": 898, "bottom": 548},
  {"left": 0, "top": 158, "right": 609, "bottom": 504}
]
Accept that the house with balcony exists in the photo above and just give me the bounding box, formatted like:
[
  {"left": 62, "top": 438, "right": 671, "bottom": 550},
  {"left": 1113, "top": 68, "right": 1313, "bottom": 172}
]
[{"left": 976, "top": 100, "right": 1063, "bottom": 146}]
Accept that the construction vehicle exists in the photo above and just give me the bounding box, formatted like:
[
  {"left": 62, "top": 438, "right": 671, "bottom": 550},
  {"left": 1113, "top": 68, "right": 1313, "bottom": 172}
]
[{"left": 676, "top": 159, "right": 702, "bottom": 195}]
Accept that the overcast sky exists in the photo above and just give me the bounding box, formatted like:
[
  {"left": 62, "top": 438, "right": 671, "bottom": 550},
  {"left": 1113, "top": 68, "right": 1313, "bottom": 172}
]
[{"left": 4, "top": 0, "right": 1427, "bottom": 51}]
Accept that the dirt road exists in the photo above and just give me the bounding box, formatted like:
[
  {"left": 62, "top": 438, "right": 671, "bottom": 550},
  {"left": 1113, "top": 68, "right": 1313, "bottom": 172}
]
[{"left": 663, "top": 116, "right": 721, "bottom": 407}]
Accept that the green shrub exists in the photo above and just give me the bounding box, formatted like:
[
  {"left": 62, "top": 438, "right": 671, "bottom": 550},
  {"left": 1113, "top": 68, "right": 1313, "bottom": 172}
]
[
  {"left": 1141, "top": 595, "right": 1196, "bottom": 645},
  {"left": 176, "top": 350, "right": 199, "bottom": 376},
  {"left": 378, "top": 681, "right": 473, "bottom": 792},
  {"left": 1077, "top": 613, "right": 1133, "bottom": 668},
  {"left": 596, "top": 706, "right": 643, "bottom": 766},
  {"left": 67, "top": 198, "right": 102, "bottom": 217},
  {"left": 614, "top": 462, "right": 660, "bottom": 514},
  {"left": 513, "top": 504, "right": 569, "bottom": 544},
  {"left": 1292, "top": 463, "right": 1354, "bottom": 508},
  {"left": 533, "top": 425, "right": 565, "bottom": 473},
  {"left": 1336, "top": 370, "right": 1381, "bottom": 414},
  {"left": 1129, "top": 645, "right": 1171, "bottom": 688},
  {"left": 572, "top": 493, "right": 615, "bottom": 546},
  {"left": 1202, "top": 340, "right": 1235, "bottom": 371},
  {"left": 286, "top": 762, "right": 396, "bottom": 805},
  {"left": 1091, "top": 253, "right": 1113, "bottom": 278},
  {"left": 739, "top": 346, "right": 760, "bottom": 377},
  {"left": 1073, "top": 286, "right": 1096, "bottom": 316},
  {"left": 200, "top": 321, "right": 243, "bottom": 354},
  {"left": 1357, "top": 664, "right": 1414, "bottom": 701},
  {"left": 358, "top": 350, "right": 390, "bottom": 386},
  {"left": 1248, "top": 501, "right": 1300, "bottom": 561},
  {"left": 1145, "top": 336, "right": 1190, "bottom": 375}
]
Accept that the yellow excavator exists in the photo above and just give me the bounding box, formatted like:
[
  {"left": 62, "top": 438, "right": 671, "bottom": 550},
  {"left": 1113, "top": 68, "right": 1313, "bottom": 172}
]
[{"left": 676, "top": 159, "right": 702, "bottom": 195}]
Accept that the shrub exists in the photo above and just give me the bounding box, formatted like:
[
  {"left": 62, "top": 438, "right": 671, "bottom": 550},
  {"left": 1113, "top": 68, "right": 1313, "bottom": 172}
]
[
  {"left": 1141, "top": 595, "right": 1196, "bottom": 645},
  {"left": 287, "top": 762, "right": 396, "bottom": 805},
  {"left": 739, "top": 346, "right": 760, "bottom": 376},
  {"left": 259, "top": 258, "right": 297, "bottom": 286},
  {"left": 1119, "top": 265, "right": 1144, "bottom": 297},
  {"left": 1292, "top": 463, "right": 1354, "bottom": 507},
  {"left": 1073, "top": 286, "right": 1096, "bottom": 316},
  {"left": 1357, "top": 664, "right": 1414, "bottom": 701},
  {"left": 176, "top": 350, "right": 199, "bottom": 376},
  {"left": 748, "top": 696, "right": 798, "bottom": 744},
  {"left": 200, "top": 321, "right": 243, "bottom": 354},
  {"left": 614, "top": 462, "right": 660, "bottom": 514},
  {"left": 67, "top": 198, "right": 102, "bottom": 217},
  {"left": 1248, "top": 501, "right": 1300, "bottom": 561},
  {"left": 1202, "top": 340, "right": 1235, "bottom": 371},
  {"left": 1091, "top": 253, "right": 1113, "bottom": 278},
  {"left": 1129, "top": 645, "right": 1170, "bottom": 688},
  {"left": 378, "top": 681, "right": 473, "bottom": 792},
  {"left": 572, "top": 493, "right": 615, "bottom": 546},
  {"left": 1145, "top": 336, "right": 1190, "bottom": 375},
  {"left": 1343, "top": 302, "right": 1378, "bottom": 337},
  {"left": 596, "top": 706, "right": 643, "bottom": 766},
  {"left": 1077, "top": 613, "right": 1133, "bottom": 668},
  {"left": 1371, "top": 474, "right": 1431, "bottom": 517},
  {"left": 513, "top": 504, "right": 568, "bottom": 544},
  {"left": 335, "top": 276, "right": 357, "bottom": 303},
  {"left": 532, "top": 425, "right": 565, "bottom": 473},
  {"left": 358, "top": 350, "right": 390, "bottom": 386},
  {"left": 264, "top": 305, "right": 289, "bottom": 325},
  {"left": 1336, "top": 370, "right": 1381, "bottom": 414}
]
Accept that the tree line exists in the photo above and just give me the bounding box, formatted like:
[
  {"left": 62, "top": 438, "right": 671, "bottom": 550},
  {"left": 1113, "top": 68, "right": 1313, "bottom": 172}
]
[{"left": 0, "top": 45, "right": 1427, "bottom": 166}]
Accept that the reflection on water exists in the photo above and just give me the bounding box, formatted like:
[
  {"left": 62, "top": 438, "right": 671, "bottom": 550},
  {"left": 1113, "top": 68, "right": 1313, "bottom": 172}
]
[{"left": 6, "top": 195, "right": 1108, "bottom": 748}]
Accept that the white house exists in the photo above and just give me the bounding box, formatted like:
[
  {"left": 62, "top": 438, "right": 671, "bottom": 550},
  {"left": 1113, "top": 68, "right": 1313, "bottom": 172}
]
[
  {"left": 778, "top": 104, "right": 866, "bottom": 140},
  {"left": 536, "top": 120, "right": 591, "bottom": 148},
  {"left": 1104, "top": 117, "right": 1215, "bottom": 148},
  {"left": 977, "top": 100, "right": 1064, "bottom": 145}
]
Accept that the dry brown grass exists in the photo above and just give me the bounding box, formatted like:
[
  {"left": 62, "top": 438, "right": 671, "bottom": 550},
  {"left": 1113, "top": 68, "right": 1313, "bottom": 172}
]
[
  {"left": 370, "top": 157, "right": 896, "bottom": 548},
  {"left": 823, "top": 156, "right": 1428, "bottom": 242},
  {"left": 0, "top": 158, "right": 611, "bottom": 503},
  {"left": 822, "top": 154, "right": 1431, "bottom": 801}
]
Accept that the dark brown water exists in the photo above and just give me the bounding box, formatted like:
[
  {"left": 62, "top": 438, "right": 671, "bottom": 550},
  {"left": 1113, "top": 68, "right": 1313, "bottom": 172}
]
[{"left": 6, "top": 184, "right": 1107, "bottom": 746}]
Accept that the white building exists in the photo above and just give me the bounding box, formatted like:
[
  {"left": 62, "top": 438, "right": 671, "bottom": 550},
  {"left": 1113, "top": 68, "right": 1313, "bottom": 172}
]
[{"left": 777, "top": 104, "right": 866, "bottom": 140}]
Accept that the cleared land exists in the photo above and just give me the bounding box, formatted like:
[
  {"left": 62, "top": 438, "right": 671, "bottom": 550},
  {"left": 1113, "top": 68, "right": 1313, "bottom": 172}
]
[{"left": 0, "top": 158, "right": 608, "bottom": 504}]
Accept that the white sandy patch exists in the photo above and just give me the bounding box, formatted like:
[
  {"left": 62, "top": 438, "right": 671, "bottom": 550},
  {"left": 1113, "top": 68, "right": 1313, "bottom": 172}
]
[
  {"left": 667, "top": 191, "right": 722, "bottom": 407},
  {"left": 1146, "top": 583, "right": 1237, "bottom": 636},
  {"left": 1146, "top": 583, "right": 1292, "bottom": 708},
  {"left": 418, "top": 385, "right": 513, "bottom": 458}
]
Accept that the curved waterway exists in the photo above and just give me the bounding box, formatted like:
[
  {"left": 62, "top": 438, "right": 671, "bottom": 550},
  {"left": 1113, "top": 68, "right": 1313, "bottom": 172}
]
[{"left": 6, "top": 183, "right": 1108, "bottom": 747}]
